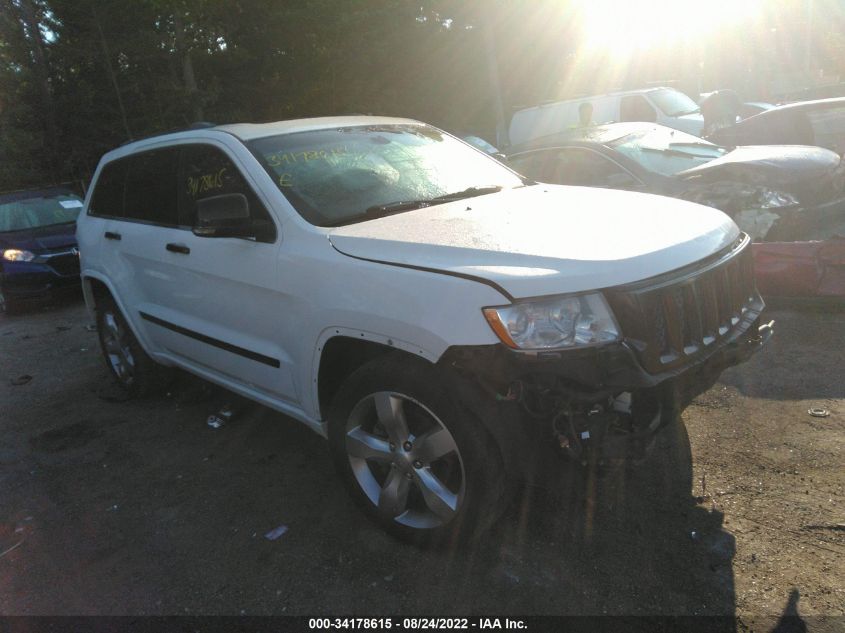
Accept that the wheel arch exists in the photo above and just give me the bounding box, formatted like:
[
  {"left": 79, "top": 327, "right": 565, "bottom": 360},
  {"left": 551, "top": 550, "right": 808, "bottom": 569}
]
[
  {"left": 315, "top": 334, "right": 432, "bottom": 422},
  {"left": 81, "top": 273, "right": 117, "bottom": 314},
  {"left": 314, "top": 333, "right": 528, "bottom": 485},
  {"left": 81, "top": 273, "right": 158, "bottom": 361}
]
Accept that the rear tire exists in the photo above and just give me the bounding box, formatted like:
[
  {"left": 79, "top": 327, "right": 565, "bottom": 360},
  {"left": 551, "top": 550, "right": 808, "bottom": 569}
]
[
  {"left": 95, "top": 295, "right": 169, "bottom": 397},
  {"left": 328, "top": 353, "right": 507, "bottom": 546}
]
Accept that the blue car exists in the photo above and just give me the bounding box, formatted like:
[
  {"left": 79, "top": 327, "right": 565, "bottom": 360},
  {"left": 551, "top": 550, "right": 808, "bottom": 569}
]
[{"left": 0, "top": 186, "right": 84, "bottom": 314}]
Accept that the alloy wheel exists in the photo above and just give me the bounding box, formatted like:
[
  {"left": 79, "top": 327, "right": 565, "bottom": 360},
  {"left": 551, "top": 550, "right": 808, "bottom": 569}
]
[
  {"left": 101, "top": 310, "right": 136, "bottom": 386},
  {"left": 344, "top": 391, "right": 466, "bottom": 529}
]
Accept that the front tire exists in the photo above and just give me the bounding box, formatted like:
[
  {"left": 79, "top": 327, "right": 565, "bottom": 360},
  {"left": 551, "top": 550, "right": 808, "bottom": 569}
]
[{"left": 328, "top": 354, "right": 507, "bottom": 546}]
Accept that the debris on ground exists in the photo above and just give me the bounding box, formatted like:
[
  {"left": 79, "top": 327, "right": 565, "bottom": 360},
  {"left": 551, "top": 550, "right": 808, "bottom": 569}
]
[
  {"left": 0, "top": 538, "right": 25, "bottom": 560},
  {"left": 207, "top": 403, "right": 239, "bottom": 429},
  {"left": 84, "top": 324, "right": 97, "bottom": 332},
  {"left": 206, "top": 415, "right": 225, "bottom": 429},
  {"left": 10, "top": 375, "right": 32, "bottom": 386},
  {"left": 264, "top": 525, "right": 288, "bottom": 541},
  {"left": 808, "top": 407, "right": 831, "bottom": 418}
]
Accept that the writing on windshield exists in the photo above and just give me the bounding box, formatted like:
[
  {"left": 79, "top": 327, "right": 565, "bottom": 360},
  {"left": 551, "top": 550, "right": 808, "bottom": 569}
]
[{"left": 249, "top": 125, "right": 522, "bottom": 227}]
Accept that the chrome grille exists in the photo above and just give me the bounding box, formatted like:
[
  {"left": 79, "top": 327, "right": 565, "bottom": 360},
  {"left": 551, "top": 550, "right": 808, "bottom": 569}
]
[{"left": 606, "top": 238, "right": 761, "bottom": 374}]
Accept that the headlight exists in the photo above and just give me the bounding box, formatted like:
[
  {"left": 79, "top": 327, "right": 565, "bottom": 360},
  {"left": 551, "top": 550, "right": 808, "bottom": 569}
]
[
  {"left": 3, "top": 249, "right": 35, "bottom": 262},
  {"left": 483, "top": 293, "right": 621, "bottom": 351}
]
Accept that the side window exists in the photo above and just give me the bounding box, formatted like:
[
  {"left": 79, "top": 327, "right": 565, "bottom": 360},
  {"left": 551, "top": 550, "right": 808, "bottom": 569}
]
[
  {"left": 807, "top": 107, "right": 845, "bottom": 153},
  {"left": 178, "top": 144, "right": 275, "bottom": 241},
  {"left": 510, "top": 148, "right": 640, "bottom": 189},
  {"left": 559, "top": 149, "right": 641, "bottom": 189},
  {"left": 89, "top": 159, "right": 128, "bottom": 218},
  {"left": 620, "top": 96, "right": 657, "bottom": 123},
  {"left": 123, "top": 148, "right": 180, "bottom": 225},
  {"left": 506, "top": 152, "right": 549, "bottom": 181},
  {"left": 772, "top": 112, "right": 813, "bottom": 145}
]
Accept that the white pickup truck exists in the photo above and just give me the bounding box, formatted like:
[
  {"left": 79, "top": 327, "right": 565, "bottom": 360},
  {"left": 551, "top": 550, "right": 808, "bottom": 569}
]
[{"left": 76, "top": 116, "right": 771, "bottom": 545}]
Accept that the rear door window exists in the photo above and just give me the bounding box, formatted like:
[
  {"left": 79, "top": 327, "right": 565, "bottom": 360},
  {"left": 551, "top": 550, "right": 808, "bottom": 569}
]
[
  {"left": 178, "top": 144, "right": 276, "bottom": 241},
  {"left": 123, "top": 148, "right": 180, "bottom": 225}
]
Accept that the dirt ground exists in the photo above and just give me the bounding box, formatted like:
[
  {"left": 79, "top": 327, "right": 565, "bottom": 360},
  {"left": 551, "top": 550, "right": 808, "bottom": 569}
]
[{"left": 0, "top": 296, "right": 842, "bottom": 630}]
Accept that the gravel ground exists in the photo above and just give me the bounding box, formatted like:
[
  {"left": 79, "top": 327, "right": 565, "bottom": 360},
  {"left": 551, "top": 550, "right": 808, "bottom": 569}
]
[{"left": 0, "top": 296, "right": 842, "bottom": 631}]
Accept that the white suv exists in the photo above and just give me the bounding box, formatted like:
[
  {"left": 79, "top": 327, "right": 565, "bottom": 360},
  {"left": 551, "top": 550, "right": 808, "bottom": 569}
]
[{"left": 77, "top": 116, "right": 771, "bottom": 545}]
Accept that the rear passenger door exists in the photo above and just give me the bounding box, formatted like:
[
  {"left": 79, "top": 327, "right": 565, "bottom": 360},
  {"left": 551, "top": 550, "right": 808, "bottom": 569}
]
[{"left": 88, "top": 147, "right": 183, "bottom": 346}]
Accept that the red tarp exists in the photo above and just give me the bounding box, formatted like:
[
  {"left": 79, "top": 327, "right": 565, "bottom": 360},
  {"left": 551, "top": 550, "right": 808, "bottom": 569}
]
[{"left": 753, "top": 237, "right": 845, "bottom": 297}]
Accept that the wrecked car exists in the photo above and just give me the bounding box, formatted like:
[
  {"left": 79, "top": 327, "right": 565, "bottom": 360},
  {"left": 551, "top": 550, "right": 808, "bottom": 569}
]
[
  {"left": 0, "top": 186, "right": 85, "bottom": 314},
  {"left": 708, "top": 97, "right": 845, "bottom": 156},
  {"left": 77, "top": 117, "right": 770, "bottom": 545},
  {"left": 506, "top": 122, "right": 845, "bottom": 242}
]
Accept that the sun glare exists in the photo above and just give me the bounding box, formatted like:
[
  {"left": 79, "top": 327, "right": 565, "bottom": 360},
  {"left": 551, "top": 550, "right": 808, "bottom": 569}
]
[{"left": 578, "top": 0, "right": 764, "bottom": 59}]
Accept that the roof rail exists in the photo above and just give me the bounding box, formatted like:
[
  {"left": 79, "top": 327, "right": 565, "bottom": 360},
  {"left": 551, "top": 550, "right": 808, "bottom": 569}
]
[{"left": 119, "top": 122, "right": 218, "bottom": 146}]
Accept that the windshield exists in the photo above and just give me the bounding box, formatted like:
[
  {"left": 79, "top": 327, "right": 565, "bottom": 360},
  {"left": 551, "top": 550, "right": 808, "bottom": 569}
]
[
  {"left": 608, "top": 126, "right": 726, "bottom": 176},
  {"left": 0, "top": 193, "right": 83, "bottom": 232},
  {"left": 649, "top": 88, "right": 700, "bottom": 117},
  {"left": 249, "top": 124, "right": 523, "bottom": 226}
]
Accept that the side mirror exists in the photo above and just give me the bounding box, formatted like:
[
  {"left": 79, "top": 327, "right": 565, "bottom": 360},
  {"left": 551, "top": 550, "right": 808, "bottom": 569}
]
[{"left": 193, "top": 193, "right": 254, "bottom": 239}]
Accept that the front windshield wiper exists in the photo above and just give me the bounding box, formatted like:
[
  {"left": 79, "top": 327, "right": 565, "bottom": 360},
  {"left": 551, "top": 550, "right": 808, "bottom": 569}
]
[
  {"left": 362, "top": 199, "right": 434, "bottom": 220},
  {"left": 324, "top": 201, "right": 431, "bottom": 227},
  {"left": 642, "top": 147, "right": 717, "bottom": 159},
  {"left": 363, "top": 186, "right": 504, "bottom": 219},
  {"left": 430, "top": 185, "right": 503, "bottom": 202},
  {"left": 330, "top": 185, "right": 508, "bottom": 227}
]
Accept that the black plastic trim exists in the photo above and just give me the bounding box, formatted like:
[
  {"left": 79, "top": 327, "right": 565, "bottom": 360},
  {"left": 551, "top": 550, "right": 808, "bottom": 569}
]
[{"left": 139, "top": 312, "right": 280, "bottom": 368}]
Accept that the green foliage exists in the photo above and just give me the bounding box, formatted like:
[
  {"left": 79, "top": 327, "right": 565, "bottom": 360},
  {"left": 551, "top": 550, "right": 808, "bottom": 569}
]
[{"left": 1, "top": 0, "right": 844, "bottom": 191}]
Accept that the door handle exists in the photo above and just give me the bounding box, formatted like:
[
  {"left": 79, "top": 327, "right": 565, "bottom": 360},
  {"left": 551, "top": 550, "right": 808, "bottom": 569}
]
[
  {"left": 166, "top": 243, "right": 190, "bottom": 255},
  {"left": 104, "top": 231, "right": 121, "bottom": 241}
]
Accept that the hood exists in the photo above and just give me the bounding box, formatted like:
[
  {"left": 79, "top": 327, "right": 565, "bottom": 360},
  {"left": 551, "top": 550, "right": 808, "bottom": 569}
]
[
  {"left": 0, "top": 222, "right": 78, "bottom": 253},
  {"left": 328, "top": 185, "right": 738, "bottom": 299},
  {"left": 680, "top": 145, "right": 840, "bottom": 184}
]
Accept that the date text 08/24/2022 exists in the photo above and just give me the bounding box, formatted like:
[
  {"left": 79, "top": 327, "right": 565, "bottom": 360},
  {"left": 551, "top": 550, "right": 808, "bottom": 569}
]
[{"left": 308, "top": 618, "right": 527, "bottom": 630}]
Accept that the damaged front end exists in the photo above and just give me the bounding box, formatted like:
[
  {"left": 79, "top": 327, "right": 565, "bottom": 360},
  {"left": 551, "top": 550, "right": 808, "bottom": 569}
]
[
  {"left": 679, "top": 157, "right": 845, "bottom": 242},
  {"left": 440, "top": 235, "right": 772, "bottom": 475}
]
